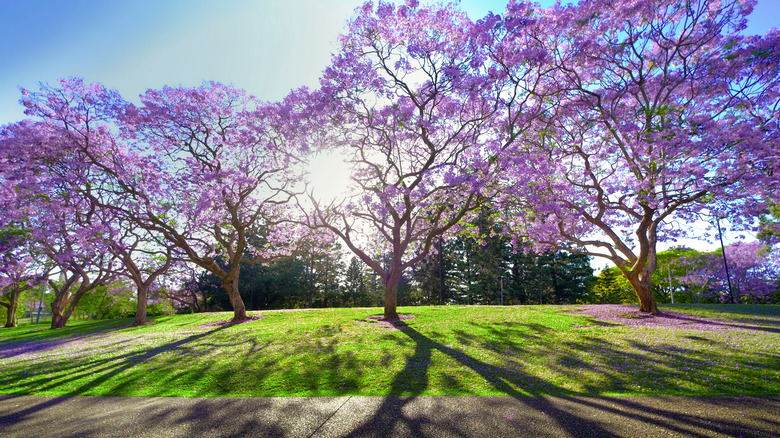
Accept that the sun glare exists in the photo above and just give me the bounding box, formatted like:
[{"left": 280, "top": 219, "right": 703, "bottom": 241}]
[{"left": 306, "top": 150, "right": 353, "bottom": 202}]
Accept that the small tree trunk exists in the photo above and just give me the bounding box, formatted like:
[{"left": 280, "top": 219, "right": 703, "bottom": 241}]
[
  {"left": 6, "top": 299, "right": 18, "bottom": 328},
  {"left": 384, "top": 283, "right": 398, "bottom": 320},
  {"left": 51, "top": 311, "right": 67, "bottom": 329},
  {"left": 627, "top": 275, "right": 659, "bottom": 315},
  {"left": 132, "top": 286, "right": 148, "bottom": 326},
  {"left": 383, "top": 270, "right": 402, "bottom": 320},
  {"left": 50, "top": 297, "right": 65, "bottom": 329},
  {"left": 3, "top": 289, "right": 21, "bottom": 328},
  {"left": 222, "top": 278, "right": 248, "bottom": 322},
  {"left": 50, "top": 296, "right": 78, "bottom": 329}
]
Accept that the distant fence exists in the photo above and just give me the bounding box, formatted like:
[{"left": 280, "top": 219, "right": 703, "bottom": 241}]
[{"left": 20, "top": 309, "right": 53, "bottom": 325}]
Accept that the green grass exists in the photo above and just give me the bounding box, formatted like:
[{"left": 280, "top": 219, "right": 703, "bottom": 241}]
[
  {"left": 662, "top": 303, "right": 780, "bottom": 328},
  {"left": 0, "top": 305, "right": 778, "bottom": 397}
]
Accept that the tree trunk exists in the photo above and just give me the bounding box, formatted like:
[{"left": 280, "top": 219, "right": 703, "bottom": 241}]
[
  {"left": 3, "top": 289, "right": 21, "bottom": 328},
  {"left": 222, "top": 278, "right": 248, "bottom": 321},
  {"left": 50, "top": 295, "right": 78, "bottom": 329},
  {"left": 47, "top": 271, "right": 106, "bottom": 329},
  {"left": 383, "top": 270, "right": 402, "bottom": 320},
  {"left": 132, "top": 286, "right": 148, "bottom": 326},
  {"left": 384, "top": 283, "right": 398, "bottom": 320},
  {"left": 51, "top": 311, "right": 67, "bottom": 329},
  {"left": 627, "top": 275, "right": 659, "bottom": 315}
]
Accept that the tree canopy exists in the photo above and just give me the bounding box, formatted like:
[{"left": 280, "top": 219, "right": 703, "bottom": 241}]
[{"left": 0, "top": 0, "right": 777, "bottom": 326}]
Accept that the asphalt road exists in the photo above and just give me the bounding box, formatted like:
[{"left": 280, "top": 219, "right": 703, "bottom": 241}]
[{"left": 1, "top": 394, "right": 778, "bottom": 437}]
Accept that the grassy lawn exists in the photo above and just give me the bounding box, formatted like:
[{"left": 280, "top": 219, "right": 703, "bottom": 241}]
[
  {"left": 0, "top": 305, "right": 778, "bottom": 397},
  {"left": 663, "top": 303, "right": 780, "bottom": 325}
]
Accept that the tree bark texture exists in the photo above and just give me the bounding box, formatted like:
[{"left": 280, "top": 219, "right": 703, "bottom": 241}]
[
  {"left": 49, "top": 285, "right": 89, "bottom": 329},
  {"left": 383, "top": 270, "right": 403, "bottom": 320},
  {"left": 132, "top": 286, "right": 148, "bottom": 326},
  {"left": 2, "top": 289, "right": 21, "bottom": 328},
  {"left": 50, "top": 310, "right": 68, "bottom": 329},
  {"left": 223, "top": 277, "right": 248, "bottom": 321},
  {"left": 50, "top": 297, "right": 79, "bottom": 329},
  {"left": 626, "top": 274, "right": 659, "bottom": 315}
]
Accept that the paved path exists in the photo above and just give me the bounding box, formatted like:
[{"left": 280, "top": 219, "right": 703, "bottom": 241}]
[{"left": 1, "top": 394, "right": 778, "bottom": 437}]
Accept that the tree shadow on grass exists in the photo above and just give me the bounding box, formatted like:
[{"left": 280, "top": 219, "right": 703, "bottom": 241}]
[
  {"left": 668, "top": 304, "right": 780, "bottom": 317},
  {"left": 0, "top": 319, "right": 135, "bottom": 359},
  {"left": 342, "top": 324, "right": 780, "bottom": 437},
  {"left": 660, "top": 312, "right": 780, "bottom": 333},
  {"left": 0, "top": 324, "right": 238, "bottom": 425},
  {"left": 663, "top": 304, "right": 780, "bottom": 330},
  {"left": 343, "top": 325, "right": 619, "bottom": 437},
  {"left": 2, "top": 310, "right": 778, "bottom": 436}
]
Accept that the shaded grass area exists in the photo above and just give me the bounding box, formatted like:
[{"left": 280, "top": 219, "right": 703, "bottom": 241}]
[
  {"left": 0, "top": 305, "right": 778, "bottom": 397},
  {"left": 662, "top": 303, "right": 780, "bottom": 328}
]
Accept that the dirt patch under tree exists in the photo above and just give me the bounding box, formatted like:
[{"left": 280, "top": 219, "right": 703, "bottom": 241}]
[{"left": 362, "top": 314, "right": 415, "bottom": 330}]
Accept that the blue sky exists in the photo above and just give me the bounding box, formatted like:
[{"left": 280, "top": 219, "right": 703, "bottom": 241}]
[
  {"left": 1, "top": 0, "right": 776, "bottom": 126},
  {"left": 0, "top": 0, "right": 507, "bottom": 124}
]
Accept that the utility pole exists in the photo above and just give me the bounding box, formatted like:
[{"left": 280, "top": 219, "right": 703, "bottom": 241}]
[
  {"left": 35, "top": 283, "right": 46, "bottom": 325},
  {"left": 499, "top": 275, "right": 504, "bottom": 306},
  {"left": 36, "top": 266, "right": 53, "bottom": 325},
  {"left": 438, "top": 236, "right": 444, "bottom": 305},
  {"left": 716, "top": 217, "right": 735, "bottom": 304}
]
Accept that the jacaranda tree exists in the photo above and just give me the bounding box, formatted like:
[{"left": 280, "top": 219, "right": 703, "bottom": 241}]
[
  {"left": 9, "top": 81, "right": 177, "bottom": 327},
  {"left": 680, "top": 241, "right": 780, "bottom": 303},
  {"left": 0, "top": 222, "right": 49, "bottom": 327},
  {"left": 296, "top": 0, "right": 523, "bottom": 319},
  {"left": 13, "top": 79, "right": 308, "bottom": 324},
  {"left": 0, "top": 118, "right": 120, "bottom": 328},
  {"left": 495, "top": 0, "right": 780, "bottom": 313},
  {"left": 117, "top": 83, "right": 308, "bottom": 321}
]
